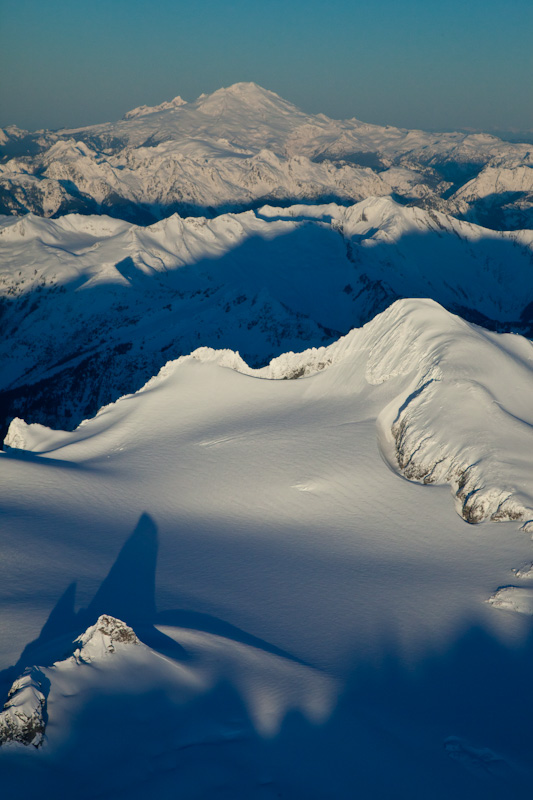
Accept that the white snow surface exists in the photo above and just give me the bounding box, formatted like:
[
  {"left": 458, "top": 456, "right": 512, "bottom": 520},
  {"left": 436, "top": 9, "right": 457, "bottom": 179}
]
[
  {"left": 1, "top": 298, "right": 533, "bottom": 797},
  {"left": 488, "top": 587, "right": 533, "bottom": 615},
  {"left": 0, "top": 667, "right": 46, "bottom": 748}
]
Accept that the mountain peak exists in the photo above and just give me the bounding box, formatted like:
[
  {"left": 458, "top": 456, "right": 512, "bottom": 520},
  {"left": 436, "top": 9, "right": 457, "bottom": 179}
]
[
  {"left": 193, "top": 82, "right": 301, "bottom": 116},
  {"left": 219, "top": 81, "right": 264, "bottom": 93},
  {"left": 203, "top": 81, "right": 276, "bottom": 98}
]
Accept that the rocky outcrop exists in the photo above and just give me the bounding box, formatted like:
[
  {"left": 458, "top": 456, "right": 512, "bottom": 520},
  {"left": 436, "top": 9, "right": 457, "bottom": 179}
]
[
  {"left": 0, "top": 667, "right": 47, "bottom": 748},
  {"left": 0, "top": 615, "right": 140, "bottom": 748},
  {"left": 72, "top": 615, "right": 140, "bottom": 663}
]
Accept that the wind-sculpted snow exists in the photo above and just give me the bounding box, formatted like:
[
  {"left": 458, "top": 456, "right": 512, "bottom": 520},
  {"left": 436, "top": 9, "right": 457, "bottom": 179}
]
[
  {"left": 3, "top": 82, "right": 533, "bottom": 797},
  {"left": 1, "top": 82, "right": 532, "bottom": 229},
  {"left": 7, "top": 298, "right": 533, "bottom": 530},
  {"left": 488, "top": 587, "right": 533, "bottom": 615},
  {"left": 370, "top": 303, "right": 533, "bottom": 526},
  {"left": 1, "top": 197, "right": 532, "bottom": 435},
  {"left": 164, "top": 300, "right": 530, "bottom": 529}
]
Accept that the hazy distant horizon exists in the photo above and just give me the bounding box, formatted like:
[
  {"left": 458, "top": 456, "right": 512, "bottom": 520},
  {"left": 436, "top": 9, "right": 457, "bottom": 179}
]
[
  {"left": 2, "top": 0, "right": 532, "bottom": 133},
  {"left": 3, "top": 83, "right": 533, "bottom": 145}
]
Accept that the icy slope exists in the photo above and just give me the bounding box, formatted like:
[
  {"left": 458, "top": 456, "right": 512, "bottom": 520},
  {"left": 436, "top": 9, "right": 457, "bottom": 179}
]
[
  {"left": 1, "top": 198, "right": 532, "bottom": 434},
  {"left": 2, "top": 83, "right": 532, "bottom": 227},
  {"left": 1, "top": 299, "right": 533, "bottom": 797}
]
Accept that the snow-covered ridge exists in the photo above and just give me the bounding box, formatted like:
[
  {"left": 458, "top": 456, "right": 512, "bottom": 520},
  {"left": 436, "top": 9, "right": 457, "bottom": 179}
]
[
  {"left": 2, "top": 197, "right": 531, "bottom": 436},
  {"left": 0, "top": 616, "right": 139, "bottom": 748},
  {"left": 7, "top": 298, "right": 533, "bottom": 529},
  {"left": 123, "top": 95, "right": 186, "bottom": 119},
  {"left": 0, "top": 604, "right": 334, "bottom": 755},
  {"left": 133, "top": 300, "right": 533, "bottom": 529},
  {"left": 72, "top": 614, "right": 140, "bottom": 663},
  {"left": 0, "top": 667, "right": 47, "bottom": 748}
]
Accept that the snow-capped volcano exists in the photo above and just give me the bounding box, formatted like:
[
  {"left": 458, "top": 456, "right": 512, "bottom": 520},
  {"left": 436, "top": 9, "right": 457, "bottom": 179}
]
[
  {"left": 64, "top": 82, "right": 308, "bottom": 152},
  {"left": 1, "top": 83, "right": 532, "bottom": 228}
]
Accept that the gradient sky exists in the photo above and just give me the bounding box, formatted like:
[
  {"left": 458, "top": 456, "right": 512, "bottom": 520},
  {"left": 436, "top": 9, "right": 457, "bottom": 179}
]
[{"left": 1, "top": 0, "right": 532, "bottom": 133}]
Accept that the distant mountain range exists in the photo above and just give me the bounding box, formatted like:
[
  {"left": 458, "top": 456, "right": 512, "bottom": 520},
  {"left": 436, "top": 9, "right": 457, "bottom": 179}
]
[
  {"left": 1, "top": 82, "right": 532, "bottom": 229},
  {"left": 1, "top": 196, "right": 532, "bottom": 434}
]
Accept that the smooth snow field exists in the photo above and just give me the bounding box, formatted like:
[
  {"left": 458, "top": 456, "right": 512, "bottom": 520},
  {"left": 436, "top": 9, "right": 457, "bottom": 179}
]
[{"left": 1, "top": 300, "right": 533, "bottom": 798}]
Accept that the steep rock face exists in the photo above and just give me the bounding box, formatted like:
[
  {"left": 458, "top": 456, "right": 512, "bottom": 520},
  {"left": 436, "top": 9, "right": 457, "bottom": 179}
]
[
  {"left": 1, "top": 83, "right": 531, "bottom": 228},
  {"left": 72, "top": 615, "right": 140, "bottom": 663}
]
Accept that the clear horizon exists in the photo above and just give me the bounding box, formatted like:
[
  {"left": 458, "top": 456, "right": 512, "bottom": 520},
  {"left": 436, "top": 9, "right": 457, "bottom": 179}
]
[{"left": 1, "top": 0, "right": 532, "bottom": 134}]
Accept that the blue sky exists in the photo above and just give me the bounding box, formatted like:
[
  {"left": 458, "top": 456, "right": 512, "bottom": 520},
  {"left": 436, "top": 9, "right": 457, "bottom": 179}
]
[{"left": 1, "top": 0, "right": 531, "bottom": 132}]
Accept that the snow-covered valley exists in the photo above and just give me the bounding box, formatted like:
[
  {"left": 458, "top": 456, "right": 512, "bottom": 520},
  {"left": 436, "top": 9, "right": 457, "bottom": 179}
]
[{"left": 1, "top": 84, "right": 533, "bottom": 798}]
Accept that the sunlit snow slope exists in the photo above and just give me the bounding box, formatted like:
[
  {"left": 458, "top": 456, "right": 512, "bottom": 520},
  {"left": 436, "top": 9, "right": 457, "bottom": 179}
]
[
  {"left": 1, "top": 300, "right": 533, "bottom": 798},
  {"left": 1, "top": 197, "right": 532, "bottom": 435}
]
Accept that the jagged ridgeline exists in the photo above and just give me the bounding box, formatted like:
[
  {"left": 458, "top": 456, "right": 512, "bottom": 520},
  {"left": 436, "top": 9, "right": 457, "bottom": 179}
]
[
  {"left": 0, "top": 616, "right": 140, "bottom": 748},
  {"left": 1, "top": 83, "right": 532, "bottom": 229},
  {"left": 1, "top": 198, "right": 532, "bottom": 436}
]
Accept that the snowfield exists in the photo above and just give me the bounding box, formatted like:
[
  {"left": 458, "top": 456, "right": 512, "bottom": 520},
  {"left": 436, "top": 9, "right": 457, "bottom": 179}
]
[
  {"left": 1, "top": 197, "right": 533, "bottom": 436},
  {"left": 1, "top": 299, "right": 533, "bottom": 797}
]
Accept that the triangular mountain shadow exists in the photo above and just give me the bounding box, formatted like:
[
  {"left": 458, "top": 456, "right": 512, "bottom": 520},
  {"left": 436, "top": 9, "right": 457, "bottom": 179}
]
[
  {"left": 0, "top": 511, "right": 313, "bottom": 709},
  {"left": 0, "top": 582, "right": 79, "bottom": 698},
  {"left": 82, "top": 512, "right": 158, "bottom": 627},
  {"left": 0, "top": 513, "right": 185, "bottom": 700}
]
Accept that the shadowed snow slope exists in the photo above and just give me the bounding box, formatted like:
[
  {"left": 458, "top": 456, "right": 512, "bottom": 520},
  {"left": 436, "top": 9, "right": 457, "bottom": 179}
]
[
  {"left": 1, "top": 298, "right": 533, "bottom": 797},
  {"left": 1, "top": 197, "right": 532, "bottom": 434}
]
